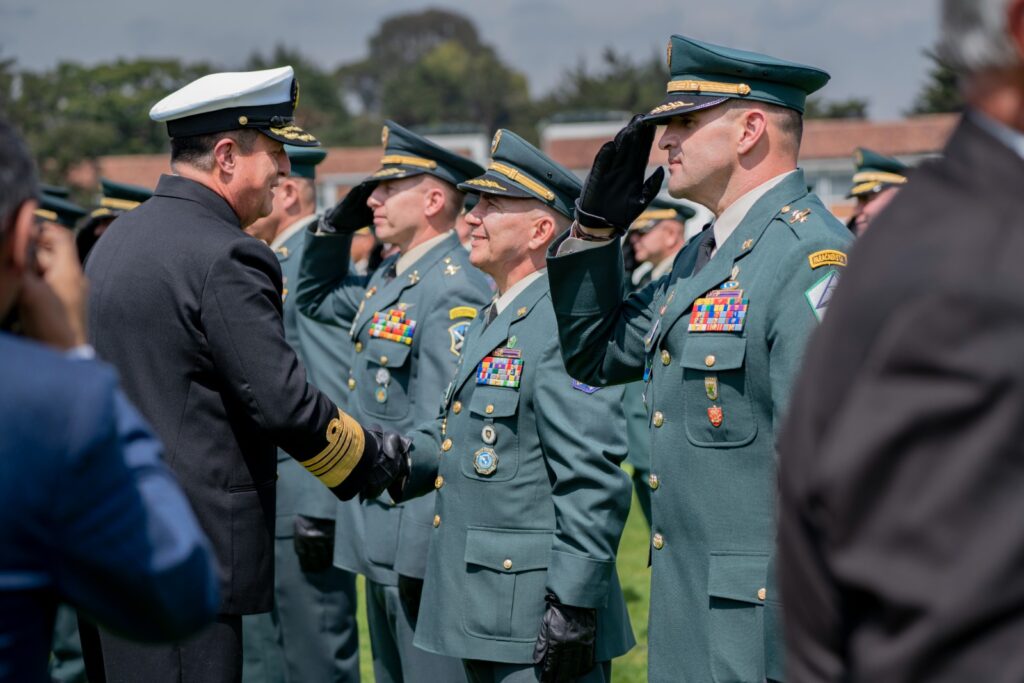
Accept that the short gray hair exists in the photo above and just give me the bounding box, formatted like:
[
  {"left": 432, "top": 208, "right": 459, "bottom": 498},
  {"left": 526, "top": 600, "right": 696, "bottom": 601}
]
[{"left": 937, "top": 0, "right": 1019, "bottom": 74}]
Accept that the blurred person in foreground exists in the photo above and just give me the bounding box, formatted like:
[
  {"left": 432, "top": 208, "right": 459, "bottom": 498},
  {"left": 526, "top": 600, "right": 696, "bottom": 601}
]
[
  {"left": 0, "top": 118, "right": 220, "bottom": 683},
  {"left": 778, "top": 0, "right": 1024, "bottom": 680}
]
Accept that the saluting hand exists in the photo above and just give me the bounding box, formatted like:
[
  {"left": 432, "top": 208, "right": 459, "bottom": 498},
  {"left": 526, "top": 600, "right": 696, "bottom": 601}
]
[
  {"left": 17, "top": 224, "right": 88, "bottom": 350},
  {"left": 575, "top": 114, "right": 665, "bottom": 238},
  {"left": 321, "top": 181, "right": 375, "bottom": 235}
]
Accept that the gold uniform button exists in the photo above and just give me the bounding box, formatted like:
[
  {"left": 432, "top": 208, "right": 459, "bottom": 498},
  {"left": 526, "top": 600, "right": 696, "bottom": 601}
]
[
  {"left": 379, "top": 355, "right": 388, "bottom": 366},
  {"left": 652, "top": 411, "right": 664, "bottom": 428},
  {"left": 781, "top": 205, "right": 791, "bottom": 213},
  {"left": 758, "top": 588, "right": 767, "bottom": 601},
  {"left": 347, "top": 378, "right": 356, "bottom": 390},
  {"left": 434, "top": 476, "right": 444, "bottom": 489},
  {"left": 502, "top": 559, "right": 513, "bottom": 570},
  {"left": 648, "top": 474, "right": 660, "bottom": 490},
  {"left": 485, "top": 404, "right": 495, "bottom": 415},
  {"left": 433, "top": 515, "right": 441, "bottom": 528},
  {"left": 453, "top": 401, "right": 462, "bottom": 414},
  {"left": 441, "top": 438, "right": 453, "bottom": 452},
  {"left": 652, "top": 533, "right": 664, "bottom": 550},
  {"left": 704, "top": 354, "right": 716, "bottom": 368},
  {"left": 661, "top": 349, "right": 671, "bottom": 366},
  {"left": 354, "top": 342, "right": 363, "bottom": 353}
]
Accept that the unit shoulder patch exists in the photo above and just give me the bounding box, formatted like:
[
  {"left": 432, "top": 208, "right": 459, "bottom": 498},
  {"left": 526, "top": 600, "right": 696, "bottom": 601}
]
[
  {"left": 448, "top": 320, "right": 471, "bottom": 356},
  {"left": 808, "top": 249, "right": 848, "bottom": 269},
  {"left": 805, "top": 270, "right": 840, "bottom": 322}
]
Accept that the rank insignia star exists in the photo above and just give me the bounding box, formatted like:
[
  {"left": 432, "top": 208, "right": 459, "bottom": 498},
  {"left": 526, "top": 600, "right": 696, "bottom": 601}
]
[
  {"left": 408, "top": 270, "right": 420, "bottom": 284},
  {"left": 789, "top": 208, "right": 812, "bottom": 224},
  {"left": 444, "top": 264, "right": 461, "bottom": 276}
]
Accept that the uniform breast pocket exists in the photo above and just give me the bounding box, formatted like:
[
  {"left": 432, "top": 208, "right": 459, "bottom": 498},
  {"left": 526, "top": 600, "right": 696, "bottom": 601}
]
[
  {"left": 462, "top": 527, "right": 552, "bottom": 642},
  {"left": 361, "top": 338, "right": 412, "bottom": 421},
  {"left": 463, "top": 386, "right": 520, "bottom": 482},
  {"left": 679, "top": 336, "right": 757, "bottom": 448}
]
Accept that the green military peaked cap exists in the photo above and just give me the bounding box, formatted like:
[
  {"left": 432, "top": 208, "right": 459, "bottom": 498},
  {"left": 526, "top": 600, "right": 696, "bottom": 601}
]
[
  {"left": 36, "top": 187, "right": 87, "bottom": 228},
  {"left": 630, "top": 197, "right": 696, "bottom": 232},
  {"left": 643, "top": 34, "right": 830, "bottom": 123},
  {"left": 458, "top": 128, "right": 581, "bottom": 219},
  {"left": 369, "top": 120, "right": 484, "bottom": 187},
  {"left": 92, "top": 178, "right": 152, "bottom": 216},
  {"left": 848, "top": 147, "right": 909, "bottom": 197},
  {"left": 285, "top": 144, "right": 327, "bottom": 179}
]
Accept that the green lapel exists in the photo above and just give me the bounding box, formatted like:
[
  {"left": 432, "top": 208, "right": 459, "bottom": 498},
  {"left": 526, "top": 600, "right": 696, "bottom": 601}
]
[
  {"left": 352, "top": 231, "right": 463, "bottom": 338},
  {"left": 453, "top": 274, "right": 548, "bottom": 395},
  {"left": 658, "top": 171, "right": 811, "bottom": 341}
]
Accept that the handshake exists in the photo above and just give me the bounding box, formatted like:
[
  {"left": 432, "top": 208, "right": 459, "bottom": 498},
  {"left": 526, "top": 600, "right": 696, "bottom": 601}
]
[{"left": 352, "top": 425, "right": 412, "bottom": 503}]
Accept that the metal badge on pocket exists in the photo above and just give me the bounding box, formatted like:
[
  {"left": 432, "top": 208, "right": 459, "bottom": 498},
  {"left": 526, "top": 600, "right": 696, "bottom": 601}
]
[{"left": 473, "top": 447, "right": 498, "bottom": 476}]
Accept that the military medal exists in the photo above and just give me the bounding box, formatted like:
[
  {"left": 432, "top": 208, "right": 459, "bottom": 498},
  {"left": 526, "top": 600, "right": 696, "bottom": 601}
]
[
  {"left": 369, "top": 308, "right": 417, "bottom": 345},
  {"left": 476, "top": 347, "right": 524, "bottom": 388},
  {"left": 473, "top": 447, "right": 498, "bottom": 476},
  {"left": 708, "top": 405, "right": 723, "bottom": 427},
  {"left": 481, "top": 425, "right": 497, "bottom": 445},
  {"left": 704, "top": 375, "right": 719, "bottom": 401},
  {"left": 375, "top": 368, "right": 391, "bottom": 386},
  {"left": 375, "top": 386, "right": 388, "bottom": 403}
]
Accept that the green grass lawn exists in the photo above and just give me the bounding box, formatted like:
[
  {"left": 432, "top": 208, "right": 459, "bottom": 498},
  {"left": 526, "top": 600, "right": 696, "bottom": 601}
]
[{"left": 354, "top": 483, "right": 652, "bottom": 682}]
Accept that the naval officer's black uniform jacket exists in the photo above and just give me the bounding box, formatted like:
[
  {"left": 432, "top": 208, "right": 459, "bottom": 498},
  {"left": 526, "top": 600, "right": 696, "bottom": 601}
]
[
  {"left": 86, "top": 174, "right": 363, "bottom": 615},
  {"left": 778, "top": 114, "right": 1024, "bottom": 681}
]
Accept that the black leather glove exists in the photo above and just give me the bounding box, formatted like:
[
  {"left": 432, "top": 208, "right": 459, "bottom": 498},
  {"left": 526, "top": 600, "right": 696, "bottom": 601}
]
[
  {"left": 359, "top": 425, "right": 410, "bottom": 502},
  {"left": 321, "top": 181, "right": 375, "bottom": 234},
  {"left": 398, "top": 575, "right": 424, "bottom": 624},
  {"left": 532, "top": 594, "right": 597, "bottom": 682},
  {"left": 576, "top": 114, "right": 665, "bottom": 236},
  {"left": 293, "top": 515, "right": 335, "bottom": 573}
]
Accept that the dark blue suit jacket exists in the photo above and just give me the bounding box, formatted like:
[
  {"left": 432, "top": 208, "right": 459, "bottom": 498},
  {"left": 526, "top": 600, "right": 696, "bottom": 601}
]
[{"left": 0, "top": 333, "right": 219, "bottom": 683}]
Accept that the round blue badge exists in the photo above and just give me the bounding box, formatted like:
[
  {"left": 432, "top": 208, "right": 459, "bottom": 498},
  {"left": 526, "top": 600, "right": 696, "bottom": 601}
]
[{"left": 473, "top": 447, "right": 498, "bottom": 476}]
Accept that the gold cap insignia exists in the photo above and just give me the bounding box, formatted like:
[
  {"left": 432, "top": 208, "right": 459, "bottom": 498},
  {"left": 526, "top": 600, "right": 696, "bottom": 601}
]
[
  {"left": 491, "top": 130, "right": 502, "bottom": 156},
  {"left": 381, "top": 125, "right": 389, "bottom": 149},
  {"left": 666, "top": 40, "right": 673, "bottom": 69},
  {"left": 238, "top": 115, "right": 249, "bottom": 126}
]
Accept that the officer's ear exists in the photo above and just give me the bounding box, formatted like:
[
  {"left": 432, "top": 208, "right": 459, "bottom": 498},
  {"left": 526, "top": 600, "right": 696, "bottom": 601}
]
[
  {"left": 527, "top": 207, "right": 558, "bottom": 251},
  {"left": 735, "top": 107, "right": 769, "bottom": 156},
  {"left": 4, "top": 198, "right": 38, "bottom": 276},
  {"left": 212, "top": 137, "right": 238, "bottom": 175}
]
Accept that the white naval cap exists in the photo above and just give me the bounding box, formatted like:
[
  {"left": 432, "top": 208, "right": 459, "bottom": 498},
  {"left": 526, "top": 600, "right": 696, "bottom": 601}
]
[{"left": 149, "top": 65, "right": 319, "bottom": 147}]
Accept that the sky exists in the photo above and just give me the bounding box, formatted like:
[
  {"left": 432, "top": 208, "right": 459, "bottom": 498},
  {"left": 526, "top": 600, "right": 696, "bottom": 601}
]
[{"left": 0, "top": 0, "right": 939, "bottom": 120}]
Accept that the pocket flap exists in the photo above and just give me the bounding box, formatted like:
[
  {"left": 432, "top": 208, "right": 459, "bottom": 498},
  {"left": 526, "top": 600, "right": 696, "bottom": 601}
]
[
  {"left": 707, "top": 552, "right": 769, "bottom": 604},
  {"left": 469, "top": 385, "right": 521, "bottom": 418},
  {"left": 464, "top": 527, "right": 551, "bottom": 573},
  {"left": 681, "top": 335, "right": 746, "bottom": 371},
  {"left": 366, "top": 337, "right": 412, "bottom": 368}
]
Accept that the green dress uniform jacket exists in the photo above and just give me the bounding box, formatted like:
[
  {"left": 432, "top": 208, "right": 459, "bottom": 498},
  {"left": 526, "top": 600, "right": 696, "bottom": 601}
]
[
  {"left": 297, "top": 230, "right": 492, "bottom": 585},
  {"left": 546, "top": 171, "right": 852, "bottom": 683},
  {"left": 402, "top": 274, "right": 636, "bottom": 665}
]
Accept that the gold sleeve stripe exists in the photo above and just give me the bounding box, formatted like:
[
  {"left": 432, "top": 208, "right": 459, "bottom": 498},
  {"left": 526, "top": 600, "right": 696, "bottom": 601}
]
[
  {"left": 667, "top": 79, "right": 751, "bottom": 96},
  {"left": 300, "top": 409, "right": 365, "bottom": 488},
  {"left": 100, "top": 197, "right": 141, "bottom": 211},
  {"left": 381, "top": 154, "right": 438, "bottom": 170},
  {"left": 488, "top": 162, "right": 556, "bottom": 202},
  {"left": 851, "top": 171, "right": 907, "bottom": 185}
]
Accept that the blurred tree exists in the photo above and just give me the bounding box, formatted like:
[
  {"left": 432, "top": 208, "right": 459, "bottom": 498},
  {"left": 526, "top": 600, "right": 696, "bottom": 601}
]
[
  {"left": 908, "top": 58, "right": 963, "bottom": 114},
  {"left": 538, "top": 48, "right": 665, "bottom": 117},
  {"left": 381, "top": 40, "right": 529, "bottom": 132},
  {"left": 5, "top": 58, "right": 213, "bottom": 182},
  {"left": 246, "top": 45, "right": 355, "bottom": 146},
  {"left": 341, "top": 8, "right": 483, "bottom": 115},
  {"left": 804, "top": 97, "right": 869, "bottom": 119}
]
